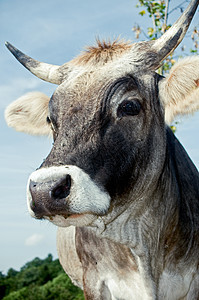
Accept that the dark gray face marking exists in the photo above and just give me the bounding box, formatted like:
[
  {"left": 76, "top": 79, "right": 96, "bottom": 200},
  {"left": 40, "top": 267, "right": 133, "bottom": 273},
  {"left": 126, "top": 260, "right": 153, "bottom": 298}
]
[{"left": 42, "top": 71, "right": 166, "bottom": 198}]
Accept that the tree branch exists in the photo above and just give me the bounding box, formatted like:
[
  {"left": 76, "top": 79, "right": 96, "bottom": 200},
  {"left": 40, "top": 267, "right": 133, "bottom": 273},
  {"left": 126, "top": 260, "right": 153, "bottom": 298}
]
[
  {"left": 168, "top": 0, "right": 188, "bottom": 15},
  {"left": 163, "top": 0, "right": 170, "bottom": 33}
]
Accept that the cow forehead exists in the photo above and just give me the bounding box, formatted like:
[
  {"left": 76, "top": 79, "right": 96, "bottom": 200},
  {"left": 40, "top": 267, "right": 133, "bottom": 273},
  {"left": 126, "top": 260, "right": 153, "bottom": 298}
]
[
  {"left": 58, "top": 41, "right": 153, "bottom": 96},
  {"left": 54, "top": 60, "right": 157, "bottom": 107}
]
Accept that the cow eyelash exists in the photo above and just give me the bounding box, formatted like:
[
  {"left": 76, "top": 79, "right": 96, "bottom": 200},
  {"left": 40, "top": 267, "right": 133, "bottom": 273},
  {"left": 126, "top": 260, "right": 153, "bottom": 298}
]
[
  {"left": 46, "top": 116, "right": 51, "bottom": 124},
  {"left": 46, "top": 116, "right": 57, "bottom": 134}
]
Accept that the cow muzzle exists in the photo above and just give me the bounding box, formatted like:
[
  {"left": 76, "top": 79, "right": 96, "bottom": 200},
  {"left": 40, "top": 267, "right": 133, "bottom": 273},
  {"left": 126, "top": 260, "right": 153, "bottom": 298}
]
[{"left": 27, "top": 166, "right": 110, "bottom": 227}]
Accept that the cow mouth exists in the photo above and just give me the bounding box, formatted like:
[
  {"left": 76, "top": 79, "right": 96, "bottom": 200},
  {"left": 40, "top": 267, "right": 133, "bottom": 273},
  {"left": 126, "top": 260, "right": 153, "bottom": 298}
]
[
  {"left": 33, "top": 209, "right": 97, "bottom": 222},
  {"left": 33, "top": 210, "right": 87, "bottom": 221},
  {"left": 48, "top": 213, "right": 84, "bottom": 220},
  {"left": 44, "top": 212, "right": 98, "bottom": 227}
]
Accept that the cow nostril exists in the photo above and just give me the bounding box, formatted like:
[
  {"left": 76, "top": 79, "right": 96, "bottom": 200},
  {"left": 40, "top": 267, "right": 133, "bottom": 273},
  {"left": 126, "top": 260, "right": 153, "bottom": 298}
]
[{"left": 52, "top": 175, "right": 71, "bottom": 199}]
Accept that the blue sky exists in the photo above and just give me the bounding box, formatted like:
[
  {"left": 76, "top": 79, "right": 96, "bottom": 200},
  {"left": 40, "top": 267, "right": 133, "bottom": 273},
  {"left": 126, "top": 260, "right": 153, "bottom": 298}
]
[{"left": 0, "top": 0, "right": 198, "bottom": 273}]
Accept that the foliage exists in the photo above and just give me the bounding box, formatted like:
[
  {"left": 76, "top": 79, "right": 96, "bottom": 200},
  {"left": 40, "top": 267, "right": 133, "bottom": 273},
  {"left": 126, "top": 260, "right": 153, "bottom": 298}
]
[
  {"left": 0, "top": 254, "right": 84, "bottom": 300},
  {"left": 136, "top": 0, "right": 167, "bottom": 39},
  {"left": 190, "top": 27, "right": 199, "bottom": 53}
]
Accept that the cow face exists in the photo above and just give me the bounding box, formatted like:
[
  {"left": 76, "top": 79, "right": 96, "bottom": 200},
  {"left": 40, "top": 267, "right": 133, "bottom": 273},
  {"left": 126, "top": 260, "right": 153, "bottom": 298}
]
[
  {"left": 7, "top": 64, "right": 168, "bottom": 227},
  {"left": 4, "top": 0, "right": 199, "bottom": 227},
  {"left": 5, "top": 54, "right": 199, "bottom": 229},
  {"left": 42, "top": 70, "right": 165, "bottom": 190}
]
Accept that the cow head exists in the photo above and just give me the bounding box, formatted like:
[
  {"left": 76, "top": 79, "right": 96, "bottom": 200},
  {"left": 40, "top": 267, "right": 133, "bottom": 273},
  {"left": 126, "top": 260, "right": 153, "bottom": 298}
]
[{"left": 5, "top": 1, "right": 199, "bottom": 228}]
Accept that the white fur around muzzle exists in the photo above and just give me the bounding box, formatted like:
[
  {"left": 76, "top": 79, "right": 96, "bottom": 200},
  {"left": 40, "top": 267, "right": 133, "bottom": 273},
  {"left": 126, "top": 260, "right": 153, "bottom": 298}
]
[{"left": 27, "top": 165, "right": 111, "bottom": 227}]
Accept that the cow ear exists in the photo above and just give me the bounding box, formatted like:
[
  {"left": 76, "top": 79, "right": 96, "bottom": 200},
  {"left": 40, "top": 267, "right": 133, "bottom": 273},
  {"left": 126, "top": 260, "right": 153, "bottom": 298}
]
[
  {"left": 4, "top": 92, "right": 52, "bottom": 136},
  {"left": 159, "top": 56, "right": 199, "bottom": 124}
]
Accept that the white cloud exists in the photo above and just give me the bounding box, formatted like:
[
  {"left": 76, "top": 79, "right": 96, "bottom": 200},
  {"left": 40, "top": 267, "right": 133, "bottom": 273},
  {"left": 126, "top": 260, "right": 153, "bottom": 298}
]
[{"left": 25, "top": 234, "right": 44, "bottom": 246}]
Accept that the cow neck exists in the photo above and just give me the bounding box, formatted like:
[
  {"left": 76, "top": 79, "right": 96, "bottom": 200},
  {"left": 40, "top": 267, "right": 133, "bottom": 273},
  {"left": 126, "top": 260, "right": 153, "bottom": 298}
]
[{"left": 89, "top": 127, "right": 199, "bottom": 282}]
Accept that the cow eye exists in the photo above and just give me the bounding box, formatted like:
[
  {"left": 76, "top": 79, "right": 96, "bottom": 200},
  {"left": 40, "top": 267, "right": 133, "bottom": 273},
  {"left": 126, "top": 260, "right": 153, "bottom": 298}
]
[{"left": 117, "top": 99, "right": 141, "bottom": 117}]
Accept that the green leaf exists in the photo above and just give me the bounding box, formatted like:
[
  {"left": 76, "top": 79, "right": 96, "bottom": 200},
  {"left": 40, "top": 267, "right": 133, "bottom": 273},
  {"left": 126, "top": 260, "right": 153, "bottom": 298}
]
[{"left": 139, "top": 10, "right": 146, "bottom": 16}]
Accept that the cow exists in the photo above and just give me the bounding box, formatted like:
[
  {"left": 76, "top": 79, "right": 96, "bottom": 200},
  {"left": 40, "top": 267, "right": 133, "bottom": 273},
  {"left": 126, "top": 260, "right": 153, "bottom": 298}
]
[{"left": 4, "top": 0, "right": 199, "bottom": 299}]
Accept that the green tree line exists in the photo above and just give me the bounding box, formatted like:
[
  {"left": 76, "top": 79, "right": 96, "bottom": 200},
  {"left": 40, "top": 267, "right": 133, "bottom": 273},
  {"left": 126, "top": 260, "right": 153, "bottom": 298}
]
[{"left": 0, "top": 254, "right": 84, "bottom": 300}]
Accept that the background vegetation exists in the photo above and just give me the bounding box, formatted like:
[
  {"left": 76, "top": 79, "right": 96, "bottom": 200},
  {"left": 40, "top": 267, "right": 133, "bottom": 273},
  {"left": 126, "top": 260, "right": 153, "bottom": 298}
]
[{"left": 0, "top": 254, "right": 84, "bottom": 300}]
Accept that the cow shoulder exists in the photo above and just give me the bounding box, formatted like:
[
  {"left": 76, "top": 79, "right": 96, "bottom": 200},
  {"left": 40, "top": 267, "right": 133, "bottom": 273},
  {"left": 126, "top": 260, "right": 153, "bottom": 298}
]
[{"left": 159, "top": 267, "right": 199, "bottom": 299}]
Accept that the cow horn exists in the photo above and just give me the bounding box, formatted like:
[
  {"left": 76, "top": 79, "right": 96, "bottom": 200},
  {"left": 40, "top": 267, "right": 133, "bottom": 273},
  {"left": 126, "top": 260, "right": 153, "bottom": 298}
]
[
  {"left": 152, "top": 0, "right": 199, "bottom": 65},
  {"left": 5, "top": 42, "right": 63, "bottom": 84}
]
